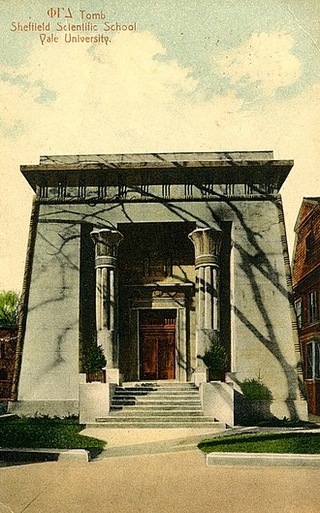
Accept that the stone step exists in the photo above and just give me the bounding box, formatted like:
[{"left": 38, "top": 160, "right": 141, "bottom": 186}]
[
  {"left": 112, "top": 393, "right": 200, "bottom": 402},
  {"left": 110, "top": 405, "right": 203, "bottom": 412},
  {"left": 112, "top": 395, "right": 200, "bottom": 404},
  {"left": 112, "top": 390, "right": 201, "bottom": 397},
  {"left": 98, "top": 381, "right": 216, "bottom": 429},
  {"left": 116, "top": 387, "right": 198, "bottom": 395},
  {"left": 108, "top": 410, "right": 206, "bottom": 417},
  {"left": 97, "top": 415, "right": 214, "bottom": 422},
  {"left": 90, "top": 419, "right": 226, "bottom": 429},
  {"left": 110, "top": 406, "right": 203, "bottom": 413},
  {"left": 122, "top": 382, "right": 197, "bottom": 388},
  {"left": 110, "top": 402, "right": 202, "bottom": 410}
]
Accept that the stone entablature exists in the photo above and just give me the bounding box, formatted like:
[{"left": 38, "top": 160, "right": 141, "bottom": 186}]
[
  {"left": 36, "top": 183, "right": 280, "bottom": 202},
  {"left": 22, "top": 151, "right": 292, "bottom": 203}
]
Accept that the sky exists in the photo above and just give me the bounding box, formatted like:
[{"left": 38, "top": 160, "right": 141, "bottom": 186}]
[{"left": 0, "top": 0, "right": 319, "bottom": 291}]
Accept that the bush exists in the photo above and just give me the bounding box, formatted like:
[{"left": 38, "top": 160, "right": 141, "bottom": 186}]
[
  {"left": 82, "top": 344, "right": 106, "bottom": 373},
  {"left": 200, "top": 335, "right": 228, "bottom": 380},
  {"left": 0, "top": 290, "right": 20, "bottom": 328},
  {"left": 241, "top": 378, "right": 273, "bottom": 401}
]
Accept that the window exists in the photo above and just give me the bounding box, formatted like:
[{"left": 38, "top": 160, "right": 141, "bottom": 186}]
[
  {"left": 294, "top": 299, "right": 303, "bottom": 329},
  {"left": 306, "top": 340, "right": 320, "bottom": 379},
  {"left": 0, "top": 368, "right": 7, "bottom": 380},
  {"left": 308, "top": 290, "right": 318, "bottom": 324},
  {"left": 306, "top": 343, "right": 313, "bottom": 379},
  {"left": 316, "top": 343, "right": 320, "bottom": 379},
  {"left": 305, "top": 232, "right": 314, "bottom": 260}
]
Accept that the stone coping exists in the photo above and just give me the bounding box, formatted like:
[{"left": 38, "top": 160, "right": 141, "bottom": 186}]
[
  {"left": 0, "top": 447, "right": 90, "bottom": 463},
  {"left": 206, "top": 452, "right": 320, "bottom": 467}
]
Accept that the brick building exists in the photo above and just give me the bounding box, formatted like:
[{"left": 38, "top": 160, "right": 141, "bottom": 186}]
[
  {"left": 292, "top": 198, "right": 320, "bottom": 415},
  {"left": 0, "top": 328, "right": 17, "bottom": 402}
]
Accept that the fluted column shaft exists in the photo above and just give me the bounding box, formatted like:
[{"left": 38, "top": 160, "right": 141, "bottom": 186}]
[
  {"left": 90, "top": 228, "right": 123, "bottom": 379},
  {"left": 188, "top": 227, "right": 222, "bottom": 360}
]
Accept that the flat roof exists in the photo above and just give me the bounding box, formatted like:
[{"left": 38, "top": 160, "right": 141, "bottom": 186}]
[
  {"left": 21, "top": 151, "right": 293, "bottom": 191},
  {"left": 38, "top": 150, "right": 275, "bottom": 166}
]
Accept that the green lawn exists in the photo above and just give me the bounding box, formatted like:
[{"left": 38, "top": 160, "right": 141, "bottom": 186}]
[
  {"left": 198, "top": 432, "right": 320, "bottom": 454},
  {"left": 0, "top": 416, "right": 105, "bottom": 450}
]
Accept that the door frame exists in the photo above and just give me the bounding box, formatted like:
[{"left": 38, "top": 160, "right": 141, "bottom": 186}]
[
  {"left": 129, "top": 294, "right": 189, "bottom": 382},
  {"left": 139, "top": 309, "right": 177, "bottom": 381}
]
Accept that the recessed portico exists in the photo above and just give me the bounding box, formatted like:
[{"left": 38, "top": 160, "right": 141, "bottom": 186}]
[{"left": 117, "top": 221, "right": 195, "bottom": 383}]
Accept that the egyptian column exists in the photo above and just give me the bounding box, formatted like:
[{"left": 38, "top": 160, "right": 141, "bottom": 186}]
[
  {"left": 188, "top": 227, "right": 222, "bottom": 381},
  {"left": 90, "top": 228, "right": 123, "bottom": 384}
]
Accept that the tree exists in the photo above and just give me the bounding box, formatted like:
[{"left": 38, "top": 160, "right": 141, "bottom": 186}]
[{"left": 0, "top": 290, "right": 20, "bottom": 328}]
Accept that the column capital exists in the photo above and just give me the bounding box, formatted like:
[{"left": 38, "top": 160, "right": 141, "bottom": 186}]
[
  {"left": 90, "top": 228, "right": 123, "bottom": 267},
  {"left": 188, "top": 227, "right": 222, "bottom": 267}
]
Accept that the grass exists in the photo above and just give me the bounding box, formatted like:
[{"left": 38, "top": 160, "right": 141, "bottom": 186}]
[
  {"left": 198, "top": 432, "right": 320, "bottom": 454},
  {"left": 0, "top": 416, "right": 105, "bottom": 450},
  {"left": 241, "top": 418, "right": 316, "bottom": 428}
]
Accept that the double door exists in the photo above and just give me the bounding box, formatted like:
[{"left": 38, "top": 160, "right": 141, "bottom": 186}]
[{"left": 139, "top": 310, "right": 176, "bottom": 380}]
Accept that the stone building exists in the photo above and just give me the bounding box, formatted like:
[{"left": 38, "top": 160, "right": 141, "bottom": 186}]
[
  {"left": 9, "top": 151, "right": 307, "bottom": 422},
  {"left": 292, "top": 198, "right": 320, "bottom": 416}
]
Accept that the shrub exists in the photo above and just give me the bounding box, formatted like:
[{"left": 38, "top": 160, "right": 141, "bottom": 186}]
[
  {"left": 199, "top": 335, "right": 228, "bottom": 380},
  {"left": 82, "top": 344, "right": 106, "bottom": 373},
  {"left": 0, "top": 290, "right": 20, "bottom": 328},
  {"left": 241, "top": 378, "right": 273, "bottom": 401}
]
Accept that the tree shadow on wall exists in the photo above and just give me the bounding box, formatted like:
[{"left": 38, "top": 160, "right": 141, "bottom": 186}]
[{"left": 18, "top": 183, "right": 306, "bottom": 421}]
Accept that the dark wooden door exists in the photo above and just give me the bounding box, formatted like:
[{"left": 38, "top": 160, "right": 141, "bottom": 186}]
[{"left": 139, "top": 311, "right": 176, "bottom": 380}]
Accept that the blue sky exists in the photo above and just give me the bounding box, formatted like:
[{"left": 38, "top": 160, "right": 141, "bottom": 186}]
[{"left": 0, "top": 0, "right": 319, "bottom": 290}]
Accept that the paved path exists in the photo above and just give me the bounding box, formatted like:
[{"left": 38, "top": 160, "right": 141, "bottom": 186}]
[
  {"left": 0, "top": 427, "right": 319, "bottom": 513},
  {"left": 84, "top": 426, "right": 229, "bottom": 457}
]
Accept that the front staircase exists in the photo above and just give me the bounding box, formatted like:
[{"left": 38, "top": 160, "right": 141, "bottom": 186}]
[{"left": 91, "top": 382, "right": 225, "bottom": 428}]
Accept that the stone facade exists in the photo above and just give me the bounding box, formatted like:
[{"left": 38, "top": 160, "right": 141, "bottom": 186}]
[{"left": 9, "top": 151, "right": 308, "bottom": 420}]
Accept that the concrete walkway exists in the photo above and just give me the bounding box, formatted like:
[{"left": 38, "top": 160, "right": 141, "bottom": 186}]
[
  {"left": 0, "top": 427, "right": 320, "bottom": 513},
  {"left": 83, "top": 426, "right": 228, "bottom": 457}
]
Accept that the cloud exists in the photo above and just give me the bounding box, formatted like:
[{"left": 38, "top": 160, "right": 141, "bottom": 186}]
[
  {"left": 214, "top": 32, "right": 302, "bottom": 96},
  {"left": 0, "top": 31, "right": 201, "bottom": 154},
  {"left": 0, "top": 29, "right": 318, "bottom": 290}
]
